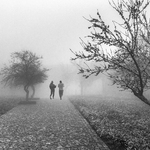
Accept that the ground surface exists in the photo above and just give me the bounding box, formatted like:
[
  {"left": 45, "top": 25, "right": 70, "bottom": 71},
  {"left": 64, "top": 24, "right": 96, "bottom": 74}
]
[
  {"left": 69, "top": 95, "right": 150, "bottom": 150},
  {"left": 0, "top": 98, "right": 109, "bottom": 150}
]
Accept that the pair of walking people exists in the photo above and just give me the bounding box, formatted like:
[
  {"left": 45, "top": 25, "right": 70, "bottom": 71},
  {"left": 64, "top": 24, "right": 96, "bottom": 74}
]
[{"left": 49, "top": 81, "right": 64, "bottom": 100}]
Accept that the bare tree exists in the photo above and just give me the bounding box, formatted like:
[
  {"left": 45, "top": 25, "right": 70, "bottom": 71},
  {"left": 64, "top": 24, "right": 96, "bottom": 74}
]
[
  {"left": 71, "top": 0, "right": 150, "bottom": 106},
  {"left": 0, "top": 50, "right": 48, "bottom": 100}
]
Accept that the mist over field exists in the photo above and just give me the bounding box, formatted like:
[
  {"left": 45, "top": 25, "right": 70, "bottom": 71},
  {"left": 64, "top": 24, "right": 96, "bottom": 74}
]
[
  {"left": 0, "top": 61, "right": 136, "bottom": 100},
  {"left": 0, "top": 0, "right": 150, "bottom": 101},
  {"left": 0, "top": 0, "right": 111, "bottom": 99}
]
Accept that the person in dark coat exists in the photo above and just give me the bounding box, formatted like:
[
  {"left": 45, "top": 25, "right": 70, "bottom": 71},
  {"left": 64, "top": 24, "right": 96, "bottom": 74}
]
[{"left": 49, "top": 81, "right": 56, "bottom": 99}]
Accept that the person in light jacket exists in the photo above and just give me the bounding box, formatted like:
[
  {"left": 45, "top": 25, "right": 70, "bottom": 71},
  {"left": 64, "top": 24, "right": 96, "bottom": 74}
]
[{"left": 58, "top": 81, "right": 64, "bottom": 100}]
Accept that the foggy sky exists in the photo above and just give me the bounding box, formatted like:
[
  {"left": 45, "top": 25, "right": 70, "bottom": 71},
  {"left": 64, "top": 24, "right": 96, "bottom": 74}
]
[
  {"left": 0, "top": 0, "right": 114, "bottom": 97},
  {"left": 0, "top": 0, "right": 115, "bottom": 66}
]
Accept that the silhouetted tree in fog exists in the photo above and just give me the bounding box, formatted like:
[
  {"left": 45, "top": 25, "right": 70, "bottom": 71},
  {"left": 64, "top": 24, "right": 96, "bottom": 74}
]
[
  {"left": 29, "top": 64, "right": 48, "bottom": 99},
  {"left": 78, "top": 60, "right": 104, "bottom": 95},
  {"left": 71, "top": 0, "right": 150, "bottom": 106},
  {"left": 0, "top": 50, "right": 48, "bottom": 100}
]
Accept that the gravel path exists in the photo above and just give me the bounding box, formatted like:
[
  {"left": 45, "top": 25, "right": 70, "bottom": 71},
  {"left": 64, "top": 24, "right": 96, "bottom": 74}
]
[{"left": 0, "top": 98, "right": 109, "bottom": 150}]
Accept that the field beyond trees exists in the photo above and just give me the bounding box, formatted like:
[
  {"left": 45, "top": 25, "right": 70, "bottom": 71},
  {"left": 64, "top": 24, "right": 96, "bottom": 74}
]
[{"left": 69, "top": 95, "right": 150, "bottom": 150}]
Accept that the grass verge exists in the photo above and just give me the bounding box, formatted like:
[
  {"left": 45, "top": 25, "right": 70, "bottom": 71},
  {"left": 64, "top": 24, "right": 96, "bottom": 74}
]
[
  {"left": 69, "top": 95, "right": 150, "bottom": 150},
  {"left": 0, "top": 96, "right": 23, "bottom": 116}
]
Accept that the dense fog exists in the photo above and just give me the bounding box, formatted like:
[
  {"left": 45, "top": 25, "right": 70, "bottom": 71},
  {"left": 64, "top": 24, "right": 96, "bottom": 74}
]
[
  {"left": 0, "top": 61, "right": 136, "bottom": 99},
  {"left": 0, "top": 0, "right": 150, "bottom": 100}
]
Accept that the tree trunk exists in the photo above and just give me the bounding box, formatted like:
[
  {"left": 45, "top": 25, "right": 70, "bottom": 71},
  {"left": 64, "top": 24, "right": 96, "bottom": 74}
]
[
  {"left": 135, "top": 93, "right": 150, "bottom": 106},
  {"left": 30, "top": 85, "right": 35, "bottom": 99},
  {"left": 24, "top": 85, "right": 29, "bottom": 101}
]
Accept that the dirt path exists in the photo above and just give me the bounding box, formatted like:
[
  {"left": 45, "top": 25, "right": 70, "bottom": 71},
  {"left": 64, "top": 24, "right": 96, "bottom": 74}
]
[{"left": 0, "top": 98, "right": 109, "bottom": 150}]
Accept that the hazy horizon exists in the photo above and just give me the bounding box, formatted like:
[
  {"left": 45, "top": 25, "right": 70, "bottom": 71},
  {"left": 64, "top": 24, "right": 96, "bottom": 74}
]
[{"left": 0, "top": 0, "right": 150, "bottom": 99}]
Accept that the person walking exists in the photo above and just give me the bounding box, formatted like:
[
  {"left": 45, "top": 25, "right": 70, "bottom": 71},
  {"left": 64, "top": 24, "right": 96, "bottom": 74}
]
[
  {"left": 58, "top": 80, "right": 64, "bottom": 100},
  {"left": 49, "top": 81, "right": 56, "bottom": 99}
]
